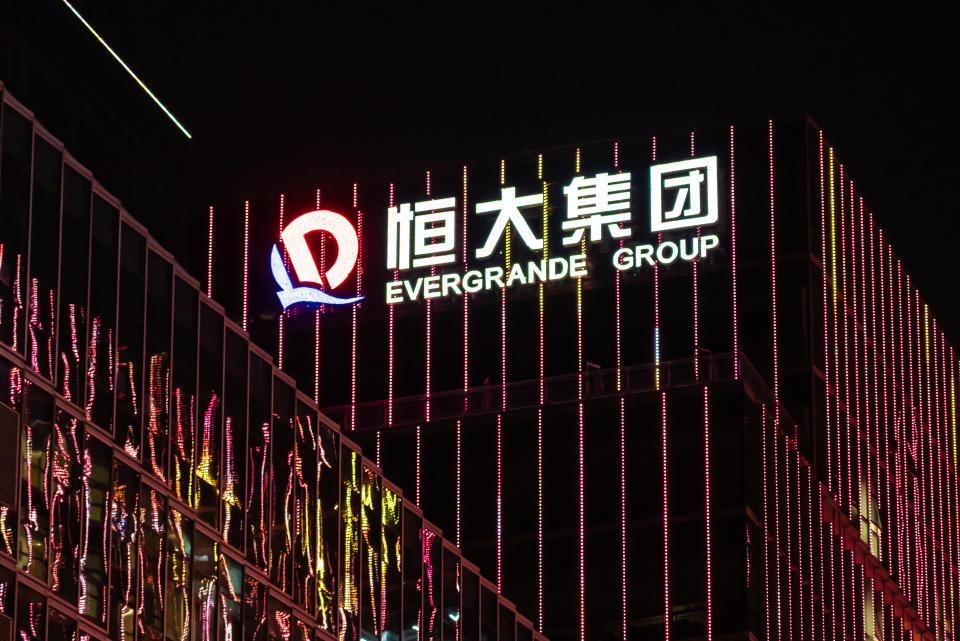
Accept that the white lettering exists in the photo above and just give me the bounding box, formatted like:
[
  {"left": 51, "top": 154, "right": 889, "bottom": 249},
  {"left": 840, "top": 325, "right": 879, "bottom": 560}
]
[
  {"left": 485, "top": 266, "right": 505, "bottom": 290},
  {"left": 463, "top": 270, "right": 483, "bottom": 293},
  {"left": 700, "top": 234, "right": 719, "bottom": 257},
  {"left": 423, "top": 275, "right": 442, "bottom": 299},
  {"left": 636, "top": 244, "right": 655, "bottom": 266},
  {"left": 570, "top": 254, "right": 587, "bottom": 278},
  {"left": 403, "top": 278, "right": 423, "bottom": 301},
  {"left": 679, "top": 237, "right": 698, "bottom": 261},
  {"left": 548, "top": 257, "right": 568, "bottom": 280},
  {"left": 527, "top": 260, "right": 547, "bottom": 283},
  {"left": 507, "top": 263, "right": 527, "bottom": 287},
  {"left": 612, "top": 247, "right": 632, "bottom": 270},
  {"left": 442, "top": 272, "right": 462, "bottom": 297},
  {"left": 656, "top": 241, "right": 679, "bottom": 264},
  {"left": 386, "top": 281, "right": 404, "bottom": 304}
]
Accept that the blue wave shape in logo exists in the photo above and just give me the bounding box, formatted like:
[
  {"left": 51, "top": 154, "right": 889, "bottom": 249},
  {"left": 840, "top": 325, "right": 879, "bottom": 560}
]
[{"left": 271, "top": 244, "right": 364, "bottom": 308}]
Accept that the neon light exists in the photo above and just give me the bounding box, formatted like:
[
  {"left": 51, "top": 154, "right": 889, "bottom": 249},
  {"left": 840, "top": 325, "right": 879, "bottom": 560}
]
[
  {"left": 60, "top": 0, "right": 192, "bottom": 138},
  {"left": 613, "top": 139, "right": 626, "bottom": 641},
  {"left": 704, "top": 387, "right": 712, "bottom": 641},
  {"left": 769, "top": 121, "right": 779, "bottom": 429},
  {"left": 730, "top": 126, "right": 738, "bottom": 378},
  {"left": 662, "top": 392, "right": 669, "bottom": 641},
  {"left": 282, "top": 210, "right": 359, "bottom": 288},
  {"left": 243, "top": 201, "right": 250, "bottom": 332},
  {"left": 207, "top": 206, "right": 214, "bottom": 297},
  {"left": 539, "top": 157, "right": 547, "bottom": 631},
  {"left": 577, "top": 149, "right": 585, "bottom": 641},
  {"left": 279, "top": 195, "right": 285, "bottom": 369}
]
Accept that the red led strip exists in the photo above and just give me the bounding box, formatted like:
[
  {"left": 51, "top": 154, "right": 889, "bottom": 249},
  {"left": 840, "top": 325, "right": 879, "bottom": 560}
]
[
  {"left": 704, "top": 386, "right": 712, "bottom": 641},
  {"left": 691, "top": 132, "right": 700, "bottom": 381},
  {"left": 458, "top": 164, "right": 468, "bottom": 550},
  {"left": 315, "top": 189, "right": 322, "bottom": 402},
  {"left": 730, "top": 126, "right": 738, "bottom": 378},
  {"left": 576, "top": 148, "right": 585, "bottom": 641},
  {"left": 278, "top": 193, "right": 285, "bottom": 369},
  {"left": 388, "top": 183, "right": 396, "bottom": 431},
  {"left": 662, "top": 391, "right": 670, "bottom": 641},
  {"left": 207, "top": 205, "right": 214, "bottom": 297},
  {"left": 242, "top": 200, "right": 250, "bottom": 332},
  {"left": 352, "top": 182, "right": 362, "bottom": 430},
  {"left": 614, "top": 141, "right": 626, "bottom": 641}
]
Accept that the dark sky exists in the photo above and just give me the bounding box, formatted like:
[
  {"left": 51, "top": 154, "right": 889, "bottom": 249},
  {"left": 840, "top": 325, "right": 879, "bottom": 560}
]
[{"left": 2, "top": 2, "right": 957, "bottom": 339}]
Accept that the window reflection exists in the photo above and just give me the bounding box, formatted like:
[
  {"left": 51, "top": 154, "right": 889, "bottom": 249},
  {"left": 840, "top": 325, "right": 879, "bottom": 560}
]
[
  {"left": 115, "top": 223, "right": 146, "bottom": 458},
  {"left": 221, "top": 331, "right": 248, "bottom": 550},
  {"left": 19, "top": 379, "right": 52, "bottom": 580},
  {"left": 196, "top": 304, "right": 223, "bottom": 526},
  {"left": 26, "top": 137, "right": 61, "bottom": 381},
  {"left": 109, "top": 461, "right": 139, "bottom": 640},
  {"left": 246, "top": 356, "right": 272, "bottom": 571},
  {"left": 80, "top": 434, "right": 110, "bottom": 623},
  {"left": 85, "top": 196, "right": 119, "bottom": 432},
  {"left": 317, "top": 422, "right": 340, "bottom": 634},
  {"left": 50, "top": 409, "right": 82, "bottom": 601},
  {"left": 171, "top": 278, "right": 198, "bottom": 504},
  {"left": 143, "top": 252, "right": 172, "bottom": 481},
  {"left": 271, "top": 377, "right": 294, "bottom": 593},
  {"left": 0, "top": 105, "right": 32, "bottom": 353},
  {"left": 293, "top": 400, "right": 317, "bottom": 613},
  {"left": 58, "top": 166, "right": 91, "bottom": 403}
]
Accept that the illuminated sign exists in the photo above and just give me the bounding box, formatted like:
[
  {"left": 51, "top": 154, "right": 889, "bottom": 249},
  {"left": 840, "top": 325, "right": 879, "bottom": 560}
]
[
  {"left": 269, "top": 156, "right": 723, "bottom": 309},
  {"left": 650, "top": 156, "right": 718, "bottom": 232},
  {"left": 272, "top": 210, "right": 363, "bottom": 308},
  {"left": 383, "top": 156, "right": 722, "bottom": 304}
]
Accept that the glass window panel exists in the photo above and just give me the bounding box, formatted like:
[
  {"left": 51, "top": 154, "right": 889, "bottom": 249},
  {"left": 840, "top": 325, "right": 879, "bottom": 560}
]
[
  {"left": 57, "top": 165, "right": 90, "bottom": 403},
  {"left": 86, "top": 195, "right": 119, "bottom": 431},
  {"left": 140, "top": 485, "right": 166, "bottom": 641},
  {"left": 267, "top": 595, "right": 291, "bottom": 639},
  {"left": 515, "top": 622, "right": 532, "bottom": 641},
  {"left": 361, "top": 466, "right": 382, "bottom": 641},
  {"left": 166, "top": 508, "right": 193, "bottom": 641},
  {"left": 441, "top": 548, "right": 460, "bottom": 641},
  {"left": 423, "top": 528, "right": 441, "bottom": 641},
  {"left": 222, "top": 330, "right": 247, "bottom": 550},
  {"left": 0, "top": 563, "right": 14, "bottom": 615},
  {"left": 317, "top": 421, "right": 340, "bottom": 635},
  {"left": 402, "top": 508, "right": 422, "bottom": 641},
  {"left": 79, "top": 432, "right": 110, "bottom": 624},
  {"left": 271, "top": 376, "right": 295, "bottom": 593},
  {"left": 18, "top": 379, "right": 52, "bottom": 580},
  {"left": 293, "top": 399, "right": 317, "bottom": 613},
  {"left": 381, "top": 485, "right": 402, "bottom": 641},
  {"left": 341, "top": 445, "right": 362, "bottom": 641},
  {"left": 171, "top": 277, "right": 198, "bottom": 502},
  {"left": 50, "top": 409, "right": 82, "bottom": 600},
  {"left": 109, "top": 461, "right": 139, "bottom": 640},
  {"left": 115, "top": 223, "right": 145, "bottom": 457},
  {"left": 218, "top": 551, "right": 243, "bottom": 641},
  {"left": 246, "top": 354, "right": 271, "bottom": 571},
  {"left": 27, "top": 136, "right": 61, "bottom": 380},
  {"left": 15, "top": 583, "right": 45, "bottom": 641},
  {"left": 498, "top": 604, "right": 514, "bottom": 641},
  {"left": 193, "top": 529, "right": 217, "bottom": 641},
  {"left": 48, "top": 608, "right": 77, "bottom": 641},
  {"left": 480, "top": 587, "right": 497, "bottom": 641},
  {"left": 243, "top": 574, "right": 268, "bottom": 641},
  {"left": 460, "top": 568, "right": 478, "bottom": 641},
  {"left": 143, "top": 251, "right": 172, "bottom": 481},
  {"left": 195, "top": 304, "right": 223, "bottom": 527},
  {"left": 292, "top": 617, "right": 313, "bottom": 641},
  {"left": 0, "top": 358, "right": 21, "bottom": 556},
  {"left": 0, "top": 105, "right": 32, "bottom": 353}
]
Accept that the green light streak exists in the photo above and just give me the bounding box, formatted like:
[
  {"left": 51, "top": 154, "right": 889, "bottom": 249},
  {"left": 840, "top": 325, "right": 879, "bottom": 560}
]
[{"left": 61, "top": 0, "right": 193, "bottom": 139}]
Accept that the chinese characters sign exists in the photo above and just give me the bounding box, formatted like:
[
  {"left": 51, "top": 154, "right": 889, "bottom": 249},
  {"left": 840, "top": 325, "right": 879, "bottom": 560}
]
[{"left": 272, "top": 156, "right": 722, "bottom": 310}]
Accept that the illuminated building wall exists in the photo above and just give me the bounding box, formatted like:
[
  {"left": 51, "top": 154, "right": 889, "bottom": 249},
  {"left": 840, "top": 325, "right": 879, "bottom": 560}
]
[
  {"left": 0, "top": 85, "right": 544, "bottom": 641},
  {"left": 242, "top": 121, "right": 957, "bottom": 641}
]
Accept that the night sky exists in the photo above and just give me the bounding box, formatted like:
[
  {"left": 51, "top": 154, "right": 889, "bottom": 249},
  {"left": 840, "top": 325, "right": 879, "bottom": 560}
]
[{"left": 1, "top": 2, "right": 957, "bottom": 338}]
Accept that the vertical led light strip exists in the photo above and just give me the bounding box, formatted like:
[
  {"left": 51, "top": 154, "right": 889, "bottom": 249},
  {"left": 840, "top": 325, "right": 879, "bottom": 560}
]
[
  {"left": 761, "top": 404, "right": 771, "bottom": 641},
  {"left": 819, "top": 133, "right": 834, "bottom": 500},
  {"left": 278, "top": 193, "right": 286, "bottom": 370},
  {"left": 420, "top": 171, "right": 432, "bottom": 507},
  {"left": 662, "top": 391, "right": 670, "bottom": 641},
  {"left": 690, "top": 132, "right": 700, "bottom": 381},
  {"left": 497, "top": 158, "right": 506, "bottom": 593},
  {"left": 704, "top": 386, "right": 712, "bottom": 641},
  {"left": 458, "top": 165, "right": 469, "bottom": 549},
  {"left": 768, "top": 121, "right": 780, "bottom": 427},
  {"left": 242, "top": 200, "right": 250, "bottom": 332},
  {"left": 575, "top": 147, "right": 586, "bottom": 641},
  {"left": 207, "top": 206, "right": 214, "bottom": 297},
  {"left": 614, "top": 141, "right": 627, "bottom": 641},
  {"left": 352, "top": 183, "right": 361, "bottom": 430},
  {"left": 653, "top": 137, "right": 660, "bottom": 389},
  {"left": 538, "top": 153, "right": 547, "bottom": 632},
  {"left": 315, "top": 189, "right": 323, "bottom": 402},
  {"left": 387, "top": 183, "right": 396, "bottom": 435},
  {"left": 730, "top": 126, "right": 738, "bottom": 378}
]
